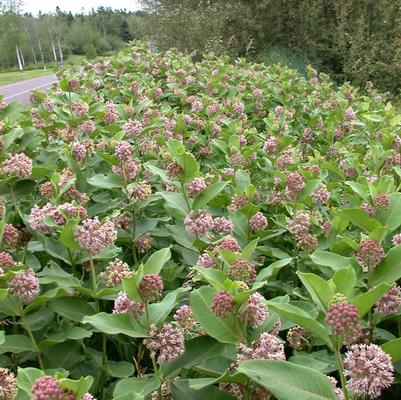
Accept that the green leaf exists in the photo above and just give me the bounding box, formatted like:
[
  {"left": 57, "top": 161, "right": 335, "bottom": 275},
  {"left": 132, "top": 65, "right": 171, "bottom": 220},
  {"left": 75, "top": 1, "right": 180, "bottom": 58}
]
[
  {"left": 172, "top": 380, "right": 235, "bottom": 400},
  {"left": 42, "top": 341, "right": 85, "bottom": 369},
  {"left": 113, "top": 377, "right": 160, "bottom": 400},
  {"left": 339, "top": 209, "right": 382, "bottom": 233},
  {"left": 297, "top": 272, "right": 334, "bottom": 310},
  {"left": 390, "top": 114, "right": 401, "bottom": 127},
  {"left": 107, "top": 361, "right": 135, "bottom": 378},
  {"left": 194, "top": 267, "right": 228, "bottom": 290},
  {"left": 59, "top": 220, "right": 80, "bottom": 250},
  {"left": 377, "top": 193, "right": 401, "bottom": 233},
  {"left": 266, "top": 301, "right": 333, "bottom": 349},
  {"left": 382, "top": 338, "right": 401, "bottom": 363},
  {"left": 237, "top": 360, "right": 337, "bottom": 400},
  {"left": 87, "top": 174, "right": 124, "bottom": 189},
  {"left": 310, "top": 251, "right": 351, "bottom": 271},
  {"left": 0, "top": 335, "right": 33, "bottom": 354},
  {"left": 40, "top": 327, "right": 92, "bottom": 350},
  {"left": 49, "top": 297, "right": 95, "bottom": 322},
  {"left": 82, "top": 312, "right": 148, "bottom": 338},
  {"left": 162, "top": 336, "right": 234, "bottom": 379},
  {"left": 242, "top": 238, "right": 259, "bottom": 260},
  {"left": 160, "top": 192, "right": 188, "bottom": 220},
  {"left": 192, "top": 181, "right": 228, "bottom": 211},
  {"left": 16, "top": 367, "right": 45, "bottom": 395},
  {"left": 143, "top": 247, "right": 171, "bottom": 275},
  {"left": 371, "top": 245, "right": 401, "bottom": 285},
  {"left": 59, "top": 376, "right": 94, "bottom": 398},
  {"left": 351, "top": 283, "right": 393, "bottom": 317},
  {"left": 38, "top": 264, "right": 80, "bottom": 287},
  {"left": 190, "top": 287, "right": 244, "bottom": 344},
  {"left": 167, "top": 139, "right": 200, "bottom": 183},
  {"left": 256, "top": 258, "right": 293, "bottom": 281},
  {"left": 332, "top": 266, "right": 356, "bottom": 298},
  {"left": 122, "top": 273, "right": 142, "bottom": 302},
  {"left": 146, "top": 288, "right": 189, "bottom": 326}
]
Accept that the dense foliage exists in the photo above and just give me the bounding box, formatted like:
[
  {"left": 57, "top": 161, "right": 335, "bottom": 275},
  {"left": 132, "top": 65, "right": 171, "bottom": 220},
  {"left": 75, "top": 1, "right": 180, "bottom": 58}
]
[
  {"left": 1, "top": 42, "right": 401, "bottom": 399},
  {"left": 140, "top": 0, "right": 401, "bottom": 94},
  {"left": 0, "top": 1, "right": 141, "bottom": 70}
]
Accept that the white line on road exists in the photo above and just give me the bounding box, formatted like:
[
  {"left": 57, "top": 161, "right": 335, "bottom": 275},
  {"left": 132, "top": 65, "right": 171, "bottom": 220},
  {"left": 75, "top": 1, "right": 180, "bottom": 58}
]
[{"left": 3, "top": 80, "right": 57, "bottom": 100}]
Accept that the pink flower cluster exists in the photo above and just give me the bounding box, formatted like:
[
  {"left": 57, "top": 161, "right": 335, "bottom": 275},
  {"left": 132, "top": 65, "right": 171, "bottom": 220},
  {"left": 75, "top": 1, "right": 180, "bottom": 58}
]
[
  {"left": 75, "top": 217, "right": 117, "bottom": 255},
  {"left": 114, "top": 141, "right": 132, "bottom": 162},
  {"left": 113, "top": 291, "right": 144, "bottom": 318},
  {"left": 237, "top": 332, "right": 285, "bottom": 363},
  {"left": 186, "top": 177, "right": 208, "bottom": 198},
  {"left": 101, "top": 259, "right": 131, "bottom": 287},
  {"left": 344, "top": 344, "right": 394, "bottom": 398},
  {"left": 144, "top": 324, "right": 185, "bottom": 363},
  {"left": 285, "top": 172, "right": 305, "bottom": 200},
  {"left": 1, "top": 152, "right": 32, "bottom": 179},
  {"left": 184, "top": 209, "right": 214, "bottom": 237},
  {"left": 32, "top": 375, "right": 75, "bottom": 400},
  {"left": 211, "top": 291, "right": 234, "bottom": 317},
  {"left": 0, "top": 252, "right": 15, "bottom": 269},
  {"left": 138, "top": 274, "right": 163, "bottom": 301},
  {"left": 8, "top": 269, "right": 40, "bottom": 304},
  {"left": 357, "top": 239, "right": 385, "bottom": 269},
  {"left": 375, "top": 286, "right": 401, "bottom": 315},
  {"left": 174, "top": 305, "right": 196, "bottom": 330},
  {"left": 249, "top": 212, "right": 268, "bottom": 231},
  {"left": 228, "top": 258, "right": 256, "bottom": 285},
  {"left": 0, "top": 367, "right": 17, "bottom": 400},
  {"left": 239, "top": 293, "right": 268, "bottom": 328},
  {"left": 325, "top": 302, "right": 360, "bottom": 341}
]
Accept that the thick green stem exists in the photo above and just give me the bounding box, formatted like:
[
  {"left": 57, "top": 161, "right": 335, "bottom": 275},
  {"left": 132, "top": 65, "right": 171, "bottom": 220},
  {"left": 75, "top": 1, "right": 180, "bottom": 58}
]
[
  {"left": 334, "top": 344, "right": 349, "bottom": 400},
  {"left": 22, "top": 315, "right": 44, "bottom": 370}
]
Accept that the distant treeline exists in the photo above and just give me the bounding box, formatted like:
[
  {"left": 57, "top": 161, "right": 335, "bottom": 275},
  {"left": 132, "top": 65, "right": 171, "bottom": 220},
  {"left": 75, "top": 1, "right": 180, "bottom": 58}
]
[
  {"left": 139, "top": 0, "right": 401, "bottom": 94},
  {"left": 0, "top": 1, "right": 143, "bottom": 70}
]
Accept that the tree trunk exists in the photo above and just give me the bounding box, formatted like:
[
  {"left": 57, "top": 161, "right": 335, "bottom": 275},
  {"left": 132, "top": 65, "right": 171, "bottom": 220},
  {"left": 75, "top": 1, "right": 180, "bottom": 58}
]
[
  {"left": 51, "top": 41, "right": 58, "bottom": 62},
  {"left": 16, "top": 45, "right": 23, "bottom": 71},
  {"left": 38, "top": 40, "right": 45, "bottom": 63},
  {"left": 57, "top": 37, "right": 63, "bottom": 63},
  {"left": 19, "top": 46, "right": 25, "bottom": 66}
]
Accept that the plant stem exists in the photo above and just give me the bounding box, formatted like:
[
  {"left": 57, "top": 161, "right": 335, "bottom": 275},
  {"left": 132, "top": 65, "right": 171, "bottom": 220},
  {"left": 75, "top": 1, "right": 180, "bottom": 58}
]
[
  {"left": 334, "top": 343, "right": 349, "bottom": 400},
  {"left": 181, "top": 181, "right": 191, "bottom": 212},
  {"left": 367, "top": 266, "right": 375, "bottom": 342},
  {"left": 89, "top": 255, "right": 107, "bottom": 367},
  {"left": 21, "top": 314, "right": 44, "bottom": 369},
  {"left": 89, "top": 255, "right": 99, "bottom": 312},
  {"left": 145, "top": 302, "right": 162, "bottom": 399},
  {"left": 132, "top": 207, "right": 138, "bottom": 265},
  {"left": 145, "top": 301, "right": 151, "bottom": 329},
  {"left": 9, "top": 185, "right": 22, "bottom": 219}
]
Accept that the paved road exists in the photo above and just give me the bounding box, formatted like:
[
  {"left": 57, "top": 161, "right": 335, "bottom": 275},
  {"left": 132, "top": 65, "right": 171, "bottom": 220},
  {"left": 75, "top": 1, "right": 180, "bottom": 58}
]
[{"left": 0, "top": 74, "right": 57, "bottom": 106}]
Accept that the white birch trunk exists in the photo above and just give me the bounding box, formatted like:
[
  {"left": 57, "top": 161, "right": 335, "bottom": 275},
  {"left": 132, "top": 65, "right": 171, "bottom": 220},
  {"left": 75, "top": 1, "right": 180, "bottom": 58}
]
[{"left": 16, "top": 45, "right": 23, "bottom": 71}]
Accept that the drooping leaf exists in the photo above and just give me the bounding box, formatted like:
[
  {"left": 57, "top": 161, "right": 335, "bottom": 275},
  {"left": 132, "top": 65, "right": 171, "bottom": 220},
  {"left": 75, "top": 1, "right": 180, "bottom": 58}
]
[
  {"left": 82, "top": 312, "right": 148, "bottom": 338},
  {"left": 237, "top": 360, "right": 338, "bottom": 400},
  {"left": 266, "top": 301, "right": 333, "bottom": 349}
]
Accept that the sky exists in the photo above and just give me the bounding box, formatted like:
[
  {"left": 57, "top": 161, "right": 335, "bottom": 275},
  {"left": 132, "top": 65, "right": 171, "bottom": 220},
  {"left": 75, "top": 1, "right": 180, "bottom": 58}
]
[{"left": 22, "top": 0, "right": 141, "bottom": 15}]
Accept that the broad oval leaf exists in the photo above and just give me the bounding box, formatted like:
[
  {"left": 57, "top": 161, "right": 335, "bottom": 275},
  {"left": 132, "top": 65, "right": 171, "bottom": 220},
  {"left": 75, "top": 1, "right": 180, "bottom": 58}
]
[{"left": 237, "top": 360, "right": 338, "bottom": 400}]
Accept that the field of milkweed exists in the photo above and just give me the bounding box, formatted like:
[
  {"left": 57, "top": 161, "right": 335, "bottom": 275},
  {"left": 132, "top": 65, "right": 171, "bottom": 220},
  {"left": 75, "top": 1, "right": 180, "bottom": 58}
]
[{"left": 0, "top": 42, "right": 401, "bottom": 400}]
